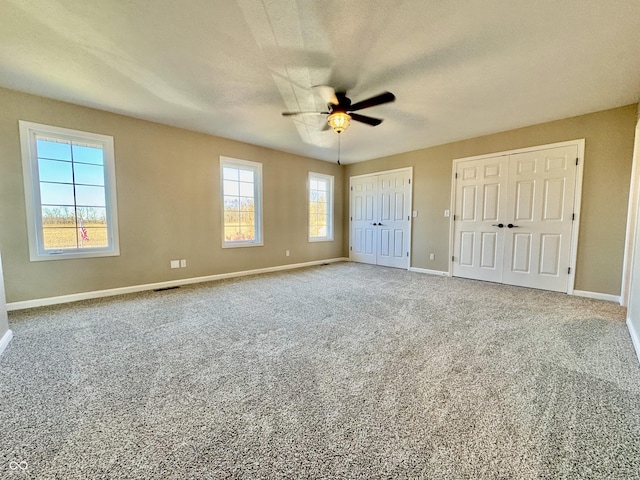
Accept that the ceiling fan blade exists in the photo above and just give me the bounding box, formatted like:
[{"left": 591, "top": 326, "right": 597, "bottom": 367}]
[
  {"left": 313, "top": 85, "right": 339, "bottom": 106},
  {"left": 282, "top": 111, "right": 329, "bottom": 116},
  {"left": 350, "top": 113, "right": 383, "bottom": 126},
  {"left": 348, "top": 91, "right": 396, "bottom": 111}
]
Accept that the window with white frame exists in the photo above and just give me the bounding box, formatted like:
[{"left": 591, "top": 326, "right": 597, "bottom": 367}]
[
  {"left": 19, "top": 121, "right": 120, "bottom": 261},
  {"left": 308, "top": 172, "right": 334, "bottom": 241},
  {"left": 220, "top": 157, "right": 263, "bottom": 247}
]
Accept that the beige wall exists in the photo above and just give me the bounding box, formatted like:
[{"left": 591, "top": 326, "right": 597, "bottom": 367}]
[
  {"left": 345, "top": 104, "right": 638, "bottom": 296},
  {"left": 0, "top": 86, "right": 635, "bottom": 303},
  {"left": 0, "top": 88, "right": 344, "bottom": 303}
]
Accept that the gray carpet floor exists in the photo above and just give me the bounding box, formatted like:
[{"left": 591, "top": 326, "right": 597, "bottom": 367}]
[{"left": 1, "top": 262, "right": 639, "bottom": 479}]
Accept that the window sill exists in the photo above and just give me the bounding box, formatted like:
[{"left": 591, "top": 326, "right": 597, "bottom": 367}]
[{"left": 222, "top": 242, "right": 264, "bottom": 249}]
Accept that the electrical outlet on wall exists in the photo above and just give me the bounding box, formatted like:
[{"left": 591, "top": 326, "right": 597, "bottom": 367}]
[
  {"left": 180, "top": 259, "right": 187, "bottom": 268},
  {"left": 170, "top": 260, "right": 180, "bottom": 269},
  {"left": 285, "top": 250, "right": 290, "bottom": 257}
]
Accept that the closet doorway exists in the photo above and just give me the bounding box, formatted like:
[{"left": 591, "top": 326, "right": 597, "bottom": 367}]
[
  {"left": 451, "top": 140, "right": 584, "bottom": 293},
  {"left": 350, "top": 168, "right": 413, "bottom": 269}
]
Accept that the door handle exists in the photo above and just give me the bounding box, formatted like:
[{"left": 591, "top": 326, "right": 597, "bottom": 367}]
[
  {"left": 507, "top": 223, "right": 520, "bottom": 228},
  {"left": 491, "top": 223, "right": 504, "bottom": 228}
]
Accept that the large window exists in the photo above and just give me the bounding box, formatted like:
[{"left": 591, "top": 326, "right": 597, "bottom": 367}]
[
  {"left": 19, "top": 121, "right": 120, "bottom": 261},
  {"left": 220, "top": 157, "right": 263, "bottom": 247},
  {"left": 308, "top": 172, "right": 334, "bottom": 241}
]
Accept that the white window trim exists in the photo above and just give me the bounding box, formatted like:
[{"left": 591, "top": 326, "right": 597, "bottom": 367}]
[
  {"left": 19, "top": 121, "right": 120, "bottom": 261},
  {"left": 220, "top": 156, "right": 263, "bottom": 248},
  {"left": 308, "top": 172, "right": 334, "bottom": 242}
]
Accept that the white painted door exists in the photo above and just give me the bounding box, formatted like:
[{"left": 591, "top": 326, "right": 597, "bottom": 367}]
[
  {"left": 452, "top": 144, "right": 579, "bottom": 293},
  {"left": 452, "top": 155, "right": 508, "bottom": 282},
  {"left": 376, "top": 171, "right": 412, "bottom": 268},
  {"left": 350, "top": 170, "right": 412, "bottom": 269},
  {"left": 351, "top": 175, "right": 378, "bottom": 265},
  {"left": 502, "top": 146, "right": 577, "bottom": 291}
]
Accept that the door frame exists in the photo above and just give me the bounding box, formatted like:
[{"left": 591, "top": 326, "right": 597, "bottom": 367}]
[
  {"left": 448, "top": 139, "right": 585, "bottom": 294},
  {"left": 349, "top": 167, "right": 414, "bottom": 270}
]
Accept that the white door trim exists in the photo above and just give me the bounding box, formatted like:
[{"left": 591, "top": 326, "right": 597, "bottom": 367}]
[
  {"left": 350, "top": 166, "right": 415, "bottom": 181},
  {"left": 621, "top": 111, "right": 640, "bottom": 306},
  {"left": 449, "top": 139, "right": 585, "bottom": 294},
  {"left": 349, "top": 167, "right": 413, "bottom": 270}
]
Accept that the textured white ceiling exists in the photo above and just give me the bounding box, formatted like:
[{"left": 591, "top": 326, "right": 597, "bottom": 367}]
[{"left": 1, "top": 0, "right": 639, "bottom": 163}]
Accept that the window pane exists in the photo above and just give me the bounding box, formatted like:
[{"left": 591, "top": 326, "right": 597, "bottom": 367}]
[
  {"left": 38, "top": 159, "right": 73, "bottom": 183},
  {"left": 224, "top": 226, "right": 241, "bottom": 241},
  {"left": 72, "top": 144, "right": 103, "bottom": 165},
  {"left": 316, "top": 180, "right": 327, "bottom": 192},
  {"left": 74, "top": 163, "right": 105, "bottom": 186},
  {"left": 224, "top": 196, "right": 240, "bottom": 210},
  {"left": 240, "top": 226, "right": 255, "bottom": 240},
  {"left": 42, "top": 206, "right": 76, "bottom": 226},
  {"left": 239, "top": 182, "right": 254, "bottom": 197},
  {"left": 76, "top": 185, "right": 106, "bottom": 207},
  {"left": 77, "top": 207, "right": 107, "bottom": 225},
  {"left": 223, "top": 167, "right": 238, "bottom": 181},
  {"left": 239, "top": 169, "right": 254, "bottom": 182},
  {"left": 239, "top": 197, "right": 254, "bottom": 211},
  {"left": 42, "top": 227, "right": 77, "bottom": 250},
  {"left": 40, "top": 182, "right": 74, "bottom": 205},
  {"left": 224, "top": 210, "right": 240, "bottom": 224},
  {"left": 37, "top": 139, "right": 71, "bottom": 161},
  {"left": 239, "top": 212, "right": 254, "bottom": 225},
  {"left": 78, "top": 227, "right": 108, "bottom": 248},
  {"left": 223, "top": 180, "right": 239, "bottom": 196}
]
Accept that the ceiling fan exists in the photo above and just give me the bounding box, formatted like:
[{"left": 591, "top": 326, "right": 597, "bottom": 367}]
[{"left": 282, "top": 86, "right": 396, "bottom": 133}]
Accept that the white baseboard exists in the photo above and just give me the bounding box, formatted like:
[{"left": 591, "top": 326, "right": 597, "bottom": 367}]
[
  {"left": 7, "top": 257, "right": 349, "bottom": 311},
  {"left": 409, "top": 267, "right": 449, "bottom": 276},
  {"left": 0, "top": 329, "right": 13, "bottom": 356},
  {"left": 573, "top": 290, "right": 621, "bottom": 304},
  {"left": 627, "top": 318, "right": 640, "bottom": 365}
]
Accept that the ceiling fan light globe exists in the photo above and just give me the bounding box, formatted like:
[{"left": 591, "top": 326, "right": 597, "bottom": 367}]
[{"left": 328, "top": 112, "right": 351, "bottom": 133}]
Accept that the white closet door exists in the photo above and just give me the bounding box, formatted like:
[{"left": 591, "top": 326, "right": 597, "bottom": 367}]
[
  {"left": 452, "top": 155, "right": 508, "bottom": 282},
  {"left": 376, "top": 170, "right": 412, "bottom": 268},
  {"left": 350, "top": 169, "right": 412, "bottom": 269},
  {"left": 350, "top": 175, "right": 378, "bottom": 265},
  {"left": 452, "top": 144, "right": 579, "bottom": 293},
  {"left": 502, "top": 145, "right": 578, "bottom": 292}
]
